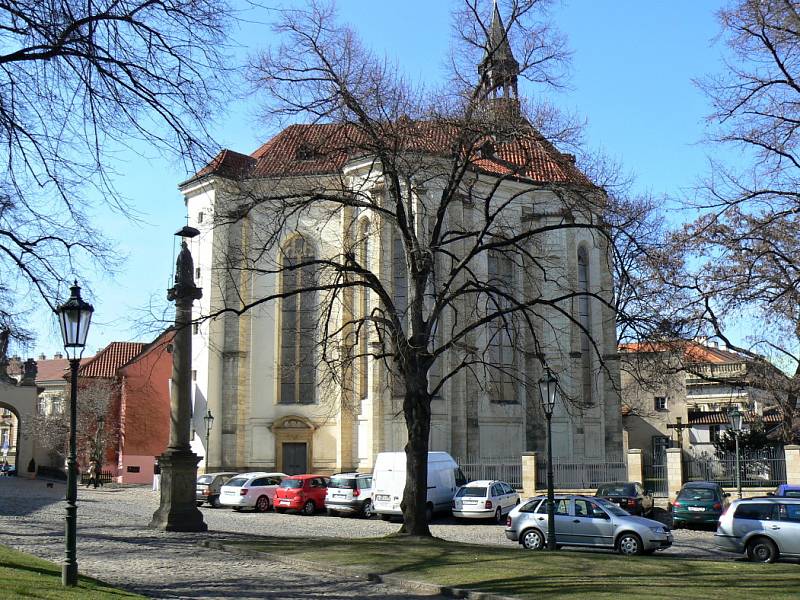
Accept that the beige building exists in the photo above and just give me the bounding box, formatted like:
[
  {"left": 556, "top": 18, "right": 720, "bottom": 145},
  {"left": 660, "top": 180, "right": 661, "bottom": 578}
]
[
  {"left": 180, "top": 11, "right": 623, "bottom": 474},
  {"left": 621, "top": 340, "right": 780, "bottom": 462}
]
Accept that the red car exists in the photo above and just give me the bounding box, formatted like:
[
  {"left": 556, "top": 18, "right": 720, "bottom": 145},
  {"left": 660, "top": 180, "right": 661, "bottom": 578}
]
[{"left": 274, "top": 474, "right": 330, "bottom": 515}]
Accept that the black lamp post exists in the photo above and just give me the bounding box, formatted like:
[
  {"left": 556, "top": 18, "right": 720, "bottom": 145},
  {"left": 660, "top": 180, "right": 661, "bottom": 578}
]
[
  {"left": 728, "top": 407, "right": 743, "bottom": 499},
  {"left": 203, "top": 409, "right": 214, "bottom": 473},
  {"left": 56, "top": 281, "right": 94, "bottom": 587},
  {"left": 538, "top": 367, "right": 559, "bottom": 551}
]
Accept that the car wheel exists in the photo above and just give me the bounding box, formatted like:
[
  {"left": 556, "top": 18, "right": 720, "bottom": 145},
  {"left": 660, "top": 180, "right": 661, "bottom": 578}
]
[
  {"left": 196, "top": 501, "right": 204, "bottom": 507},
  {"left": 255, "top": 495, "right": 270, "bottom": 513},
  {"left": 425, "top": 504, "right": 434, "bottom": 523},
  {"left": 617, "top": 532, "right": 644, "bottom": 556},
  {"left": 494, "top": 507, "right": 503, "bottom": 524},
  {"left": 302, "top": 500, "right": 315, "bottom": 515},
  {"left": 361, "top": 500, "right": 373, "bottom": 519},
  {"left": 747, "top": 537, "right": 778, "bottom": 563},
  {"left": 211, "top": 496, "right": 221, "bottom": 509},
  {"left": 521, "top": 528, "right": 544, "bottom": 551},
  {"left": 380, "top": 513, "right": 392, "bottom": 521}
]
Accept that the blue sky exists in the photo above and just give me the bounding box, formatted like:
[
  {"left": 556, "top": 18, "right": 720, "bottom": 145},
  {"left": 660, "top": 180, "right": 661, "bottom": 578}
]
[{"left": 28, "top": 0, "right": 727, "bottom": 358}]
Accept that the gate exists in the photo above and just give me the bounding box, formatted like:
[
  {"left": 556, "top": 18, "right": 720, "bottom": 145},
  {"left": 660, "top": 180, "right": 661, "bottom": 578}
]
[{"left": 642, "top": 457, "right": 668, "bottom": 496}]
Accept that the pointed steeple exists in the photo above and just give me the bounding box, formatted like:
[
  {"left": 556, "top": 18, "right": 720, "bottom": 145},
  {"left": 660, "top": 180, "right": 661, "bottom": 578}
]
[{"left": 477, "top": 1, "right": 521, "bottom": 120}]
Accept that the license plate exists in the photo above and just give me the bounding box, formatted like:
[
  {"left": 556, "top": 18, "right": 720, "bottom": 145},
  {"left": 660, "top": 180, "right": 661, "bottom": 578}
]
[
  {"left": 688, "top": 506, "right": 705, "bottom": 512},
  {"left": 333, "top": 494, "right": 345, "bottom": 498},
  {"left": 463, "top": 500, "right": 477, "bottom": 505},
  {"left": 375, "top": 494, "right": 390, "bottom": 502},
  {"left": 224, "top": 491, "right": 235, "bottom": 495},
  {"left": 280, "top": 500, "right": 290, "bottom": 505}
]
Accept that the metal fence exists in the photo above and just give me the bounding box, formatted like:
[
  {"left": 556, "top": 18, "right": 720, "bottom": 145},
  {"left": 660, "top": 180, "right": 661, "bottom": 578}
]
[
  {"left": 80, "top": 470, "right": 113, "bottom": 486},
  {"left": 536, "top": 456, "right": 627, "bottom": 490},
  {"left": 683, "top": 448, "right": 786, "bottom": 488},
  {"left": 642, "top": 460, "right": 669, "bottom": 496},
  {"left": 456, "top": 457, "right": 522, "bottom": 489}
]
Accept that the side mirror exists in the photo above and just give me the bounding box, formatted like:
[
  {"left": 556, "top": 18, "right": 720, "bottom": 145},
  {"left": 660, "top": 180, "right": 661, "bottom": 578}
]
[{"left": 724, "top": 493, "right": 731, "bottom": 498}]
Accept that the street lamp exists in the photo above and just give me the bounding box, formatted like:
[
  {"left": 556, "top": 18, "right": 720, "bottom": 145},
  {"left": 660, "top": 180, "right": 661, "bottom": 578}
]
[
  {"left": 728, "top": 407, "right": 743, "bottom": 499},
  {"left": 538, "top": 366, "right": 559, "bottom": 551},
  {"left": 56, "top": 281, "right": 94, "bottom": 587},
  {"left": 203, "top": 409, "right": 214, "bottom": 473}
]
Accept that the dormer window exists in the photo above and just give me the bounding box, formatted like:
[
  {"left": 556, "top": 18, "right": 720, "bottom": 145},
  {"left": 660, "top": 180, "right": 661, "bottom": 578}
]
[
  {"left": 295, "top": 143, "right": 316, "bottom": 161},
  {"left": 479, "top": 140, "right": 496, "bottom": 159}
]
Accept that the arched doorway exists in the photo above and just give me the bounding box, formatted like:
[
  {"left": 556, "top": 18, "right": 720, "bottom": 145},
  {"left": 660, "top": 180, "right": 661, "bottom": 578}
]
[
  {"left": 0, "top": 380, "right": 38, "bottom": 478},
  {"left": 271, "top": 416, "right": 315, "bottom": 475}
]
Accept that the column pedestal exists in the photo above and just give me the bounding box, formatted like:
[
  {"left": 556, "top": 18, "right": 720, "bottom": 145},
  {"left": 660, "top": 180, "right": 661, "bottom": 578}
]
[{"left": 149, "top": 449, "right": 207, "bottom": 532}]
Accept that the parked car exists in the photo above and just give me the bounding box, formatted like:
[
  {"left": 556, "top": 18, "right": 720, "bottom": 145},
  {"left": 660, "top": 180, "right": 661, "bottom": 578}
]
[
  {"left": 325, "top": 472, "right": 373, "bottom": 518},
  {"left": 196, "top": 472, "right": 238, "bottom": 507},
  {"left": 274, "top": 474, "right": 330, "bottom": 515},
  {"left": 594, "top": 482, "right": 653, "bottom": 516},
  {"left": 452, "top": 480, "right": 519, "bottom": 523},
  {"left": 0, "top": 463, "right": 16, "bottom": 476},
  {"left": 671, "top": 481, "right": 730, "bottom": 528},
  {"left": 505, "top": 494, "right": 672, "bottom": 556},
  {"left": 372, "top": 451, "right": 466, "bottom": 521},
  {"left": 773, "top": 484, "right": 800, "bottom": 498},
  {"left": 219, "top": 472, "right": 287, "bottom": 512},
  {"left": 714, "top": 497, "right": 800, "bottom": 562}
]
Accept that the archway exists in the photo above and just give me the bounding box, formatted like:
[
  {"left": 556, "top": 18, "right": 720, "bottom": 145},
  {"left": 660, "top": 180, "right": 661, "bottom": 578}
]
[{"left": 0, "top": 379, "right": 38, "bottom": 478}]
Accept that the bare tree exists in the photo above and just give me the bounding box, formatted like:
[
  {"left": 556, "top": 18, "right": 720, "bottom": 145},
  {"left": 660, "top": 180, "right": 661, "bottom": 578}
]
[
  {"left": 682, "top": 0, "right": 800, "bottom": 440},
  {"left": 0, "top": 0, "right": 231, "bottom": 347},
  {"left": 31, "top": 379, "right": 118, "bottom": 470},
  {"left": 188, "top": 0, "right": 626, "bottom": 537}
]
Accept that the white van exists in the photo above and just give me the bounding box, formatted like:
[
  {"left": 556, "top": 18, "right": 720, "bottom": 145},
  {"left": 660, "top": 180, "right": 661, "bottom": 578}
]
[{"left": 372, "top": 451, "right": 466, "bottom": 521}]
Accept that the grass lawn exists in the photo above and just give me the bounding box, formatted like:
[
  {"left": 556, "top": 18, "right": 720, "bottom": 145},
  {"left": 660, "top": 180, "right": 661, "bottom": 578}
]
[
  {"left": 233, "top": 535, "right": 800, "bottom": 599},
  {"left": 0, "top": 544, "right": 144, "bottom": 599}
]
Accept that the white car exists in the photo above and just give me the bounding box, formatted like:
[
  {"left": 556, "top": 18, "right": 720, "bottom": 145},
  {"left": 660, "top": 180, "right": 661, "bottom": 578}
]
[
  {"left": 325, "top": 473, "right": 374, "bottom": 518},
  {"left": 452, "top": 480, "right": 520, "bottom": 522},
  {"left": 219, "top": 472, "right": 287, "bottom": 512}
]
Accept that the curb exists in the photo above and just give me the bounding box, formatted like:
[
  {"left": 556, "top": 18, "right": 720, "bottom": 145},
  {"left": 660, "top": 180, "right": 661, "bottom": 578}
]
[{"left": 198, "top": 539, "right": 516, "bottom": 600}]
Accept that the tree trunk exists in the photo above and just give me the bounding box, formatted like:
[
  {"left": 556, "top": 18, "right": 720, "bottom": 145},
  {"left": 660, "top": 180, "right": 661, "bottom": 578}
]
[{"left": 399, "top": 364, "right": 432, "bottom": 537}]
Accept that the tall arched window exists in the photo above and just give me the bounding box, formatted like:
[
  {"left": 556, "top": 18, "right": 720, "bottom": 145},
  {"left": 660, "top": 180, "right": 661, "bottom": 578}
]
[
  {"left": 279, "top": 235, "right": 316, "bottom": 404},
  {"left": 487, "top": 248, "right": 515, "bottom": 402},
  {"left": 577, "top": 246, "right": 592, "bottom": 405},
  {"left": 358, "top": 219, "right": 371, "bottom": 399}
]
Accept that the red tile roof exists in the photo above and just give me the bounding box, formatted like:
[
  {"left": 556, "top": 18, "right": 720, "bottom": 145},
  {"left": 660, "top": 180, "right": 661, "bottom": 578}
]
[
  {"left": 6, "top": 356, "right": 92, "bottom": 382},
  {"left": 619, "top": 341, "right": 746, "bottom": 365},
  {"left": 687, "top": 411, "right": 783, "bottom": 425},
  {"left": 78, "top": 342, "right": 147, "bottom": 379},
  {"left": 184, "top": 121, "right": 594, "bottom": 187}
]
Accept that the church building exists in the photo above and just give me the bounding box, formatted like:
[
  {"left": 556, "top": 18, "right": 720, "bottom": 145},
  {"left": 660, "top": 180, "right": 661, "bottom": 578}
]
[{"left": 180, "top": 7, "right": 623, "bottom": 474}]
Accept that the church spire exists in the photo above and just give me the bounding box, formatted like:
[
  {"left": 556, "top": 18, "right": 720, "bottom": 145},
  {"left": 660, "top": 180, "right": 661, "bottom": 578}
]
[{"left": 477, "top": 1, "right": 520, "bottom": 111}]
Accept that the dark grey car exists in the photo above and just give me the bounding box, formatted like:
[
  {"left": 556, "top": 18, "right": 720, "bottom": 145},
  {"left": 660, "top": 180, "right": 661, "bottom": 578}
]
[
  {"left": 196, "top": 472, "right": 238, "bottom": 507},
  {"left": 505, "top": 494, "right": 673, "bottom": 556}
]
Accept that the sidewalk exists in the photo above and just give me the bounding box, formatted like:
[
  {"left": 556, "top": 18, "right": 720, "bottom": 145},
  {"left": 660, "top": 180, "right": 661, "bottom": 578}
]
[{"left": 0, "top": 477, "right": 437, "bottom": 599}]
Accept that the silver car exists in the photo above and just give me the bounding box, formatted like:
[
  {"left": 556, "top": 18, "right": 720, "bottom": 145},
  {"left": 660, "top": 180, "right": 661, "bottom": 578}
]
[
  {"left": 505, "top": 494, "right": 673, "bottom": 556},
  {"left": 714, "top": 497, "right": 800, "bottom": 562}
]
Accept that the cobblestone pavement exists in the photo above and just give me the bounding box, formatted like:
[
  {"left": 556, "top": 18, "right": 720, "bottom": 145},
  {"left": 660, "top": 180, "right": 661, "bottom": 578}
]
[
  {"left": 0, "top": 479, "right": 738, "bottom": 599},
  {"left": 0, "top": 478, "right": 442, "bottom": 599}
]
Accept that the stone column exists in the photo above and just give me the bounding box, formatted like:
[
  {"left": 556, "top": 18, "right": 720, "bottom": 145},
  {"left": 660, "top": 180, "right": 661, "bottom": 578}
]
[
  {"left": 150, "top": 235, "right": 207, "bottom": 532},
  {"left": 521, "top": 452, "right": 537, "bottom": 497},
  {"left": 666, "top": 448, "right": 683, "bottom": 503},
  {"left": 785, "top": 445, "right": 800, "bottom": 485},
  {"left": 626, "top": 448, "right": 643, "bottom": 484}
]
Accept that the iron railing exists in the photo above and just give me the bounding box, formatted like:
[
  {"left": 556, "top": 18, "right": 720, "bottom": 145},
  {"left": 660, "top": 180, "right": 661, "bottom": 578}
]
[
  {"left": 683, "top": 448, "right": 786, "bottom": 488},
  {"left": 456, "top": 457, "right": 522, "bottom": 489},
  {"left": 536, "top": 456, "right": 627, "bottom": 490}
]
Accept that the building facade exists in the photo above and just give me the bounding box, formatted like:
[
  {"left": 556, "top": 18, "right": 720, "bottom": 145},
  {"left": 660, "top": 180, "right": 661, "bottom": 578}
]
[{"left": 181, "top": 9, "right": 623, "bottom": 475}]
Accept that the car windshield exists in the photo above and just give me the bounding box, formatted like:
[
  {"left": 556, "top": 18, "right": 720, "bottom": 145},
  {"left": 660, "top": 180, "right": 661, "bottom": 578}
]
[
  {"left": 197, "top": 475, "right": 213, "bottom": 484},
  {"left": 456, "top": 487, "right": 487, "bottom": 498},
  {"left": 279, "top": 479, "right": 303, "bottom": 489},
  {"left": 596, "top": 484, "right": 634, "bottom": 496},
  {"left": 329, "top": 477, "right": 357, "bottom": 489},
  {"left": 782, "top": 489, "right": 800, "bottom": 498},
  {"left": 679, "top": 488, "right": 715, "bottom": 501},
  {"left": 225, "top": 477, "right": 248, "bottom": 488},
  {"left": 594, "top": 498, "right": 629, "bottom": 516}
]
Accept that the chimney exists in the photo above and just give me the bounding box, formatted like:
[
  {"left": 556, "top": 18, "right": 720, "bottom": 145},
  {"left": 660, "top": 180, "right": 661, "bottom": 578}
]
[
  {"left": 54, "top": 352, "right": 63, "bottom": 360},
  {"left": 38, "top": 353, "right": 46, "bottom": 361}
]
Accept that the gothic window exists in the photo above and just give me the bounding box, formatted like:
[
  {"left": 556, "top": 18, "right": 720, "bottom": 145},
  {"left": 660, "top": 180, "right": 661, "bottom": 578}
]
[
  {"left": 392, "top": 231, "right": 407, "bottom": 323},
  {"left": 577, "top": 246, "right": 592, "bottom": 405},
  {"left": 487, "top": 248, "right": 515, "bottom": 402},
  {"left": 279, "top": 235, "right": 317, "bottom": 404},
  {"left": 358, "top": 219, "right": 371, "bottom": 399}
]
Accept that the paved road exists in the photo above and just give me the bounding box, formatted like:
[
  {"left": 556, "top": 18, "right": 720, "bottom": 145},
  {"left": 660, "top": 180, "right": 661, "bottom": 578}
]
[
  {"left": 0, "top": 478, "right": 738, "bottom": 599},
  {"left": 0, "top": 477, "right": 441, "bottom": 599}
]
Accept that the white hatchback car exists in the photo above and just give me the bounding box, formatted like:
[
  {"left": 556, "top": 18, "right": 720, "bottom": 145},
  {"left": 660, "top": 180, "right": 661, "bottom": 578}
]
[
  {"left": 325, "top": 473, "right": 374, "bottom": 518},
  {"left": 219, "top": 472, "right": 287, "bottom": 512},
  {"left": 452, "top": 480, "right": 520, "bottom": 523}
]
